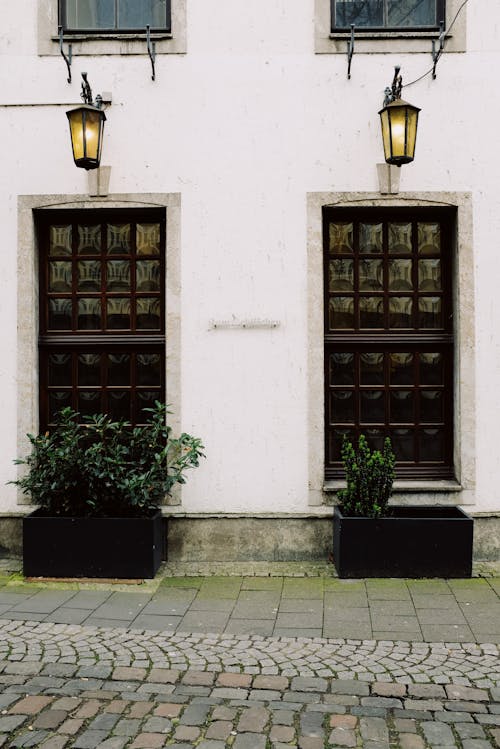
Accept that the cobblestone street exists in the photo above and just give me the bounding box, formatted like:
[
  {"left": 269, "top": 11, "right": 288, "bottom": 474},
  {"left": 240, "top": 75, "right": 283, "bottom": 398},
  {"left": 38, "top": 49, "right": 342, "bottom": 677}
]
[{"left": 0, "top": 573, "right": 498, "bottom": 747}]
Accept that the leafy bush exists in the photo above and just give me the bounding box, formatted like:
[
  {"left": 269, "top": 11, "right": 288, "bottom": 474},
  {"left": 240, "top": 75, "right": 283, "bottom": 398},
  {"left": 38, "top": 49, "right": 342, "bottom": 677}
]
[
  {"left": 12, "top": 402, "right": 205, "bottom": 518},
  {"left": 337, "top": 434, "right": 395, "bottom": 518}
]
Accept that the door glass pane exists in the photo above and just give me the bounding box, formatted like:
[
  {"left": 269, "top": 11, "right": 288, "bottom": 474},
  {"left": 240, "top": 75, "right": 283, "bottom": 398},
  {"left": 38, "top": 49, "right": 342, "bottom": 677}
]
[
  {"left": 78, "top": 391, "right": 102, "bottom": 416},
  {"left": 329, "top": 297, "right": 354, "bottom": 329},
  {"left": 392, "top": 428, "right": 414, "bottom": 460},
  {"left": 136, "top": 260, "right": 161, "bottom": 292},
  {"left": 49, "top": 391, "right": 72, "bottom": 420},
  {"left": 49, "top": 299, "right": 72, "bottom": 330},
  {"left": 48, "top": 353, "right": 72, "bottom": 386},
  {"left": 390, "top": 353, "right": 414, "bottom": 384},
  {"left": 418, "top": 297, "right": 442, "bottom": 328},
  {"left": 330, "top": 391, "right": 355, "bottom": 422},
  {"left": 360, "top": 390, "right": 384, "bottom": 423},
  {"left": 360, "top": 297, "right": 384, "bottom": 328},
  {"left": 418, "top": 222, "right": 440, "bottom": 254},
  {"left": 49, "top": 262, "right": 72, "bottom": 293},
  {"left": 49, "top": 225, "right": 72, "bottom": 256},
  {"left": 107, "top": 224, "right": 131, "bottom": 255},
  {"left": 118, "top": 0, "right": 168, "bottom": 28},
  {"left": 330, "top": 428, "right": 356, "bottom": 461},
  {"left": 108, "top": 391, "right": 130, "bottom": 421},
  {"left": 420, "top": 352, "right": 443, "bottom": 385},
  {"left": 418, "top": 259, "right": 441, "bottom": 291},
  {"left": 388, "top": 0, "right": 436, "bottom": 27},
  {"left": 388, "top": 222, "right": 412, "bottom": 253},
  {"left": 390, "top": 391, "right": 414, "bottom": 422},
  {"left": 365, "top": 428, "right": 385, "bottom": 452},
  {"left": 389, "top": 297, "right": 412, "bottom": 328},
  {"left": 137, "top": 223, "right": 161, "bottom": 255},
  {"left": 137, "top": 353, "right": 162, "bottom": 386},
  {"left": 360, "top": 353, "right": 384, "bottom": 384},
  {"left": 107, "top": 261, "right": 130, "bottom": 291},
  {"left": 107, "top": 298, "right": 131, "bottom": 329},
  {"left": 420, "top": 428, "right": 444, "bottom": 460},
  {"left": 420, "top": 391, "right": 443, "bottom": 422},
  {"left": 328, "top": 222, "right": 353, "bottom": 254},
  {"left": 77, "top": 224, "right": 101, "bottom": 254},
  {"left": 108, "top": 354, "right": 131, "bottom": 386},
  {"left": 78, "top": 298, "right": 101, "bottom": 329},
  {"left": 329, "top": 259, "right": 353, "bottom": 291},
  {"left": 359, "top": 260, "right": 383, "bottom": 291},
  {"left": 359, "top": 223, "right": 383, "bottom": 254},
  {"left": 64, "top": 0, "right": 114, "bottom": 28},
  {"left": 335, "top": 0, "right": 383, "bottom": 27},
  {"left": 77, "top": 261, "right": 101, "bottom": 292},
  {"left": 78, "top": 354, "right": 101, "bottom": 386},
  {"left": 329, "top": 353, "right": 355, "bottom": 386},
  {"left": 388, "top": 259, "right": 413, "bottom": 291}
]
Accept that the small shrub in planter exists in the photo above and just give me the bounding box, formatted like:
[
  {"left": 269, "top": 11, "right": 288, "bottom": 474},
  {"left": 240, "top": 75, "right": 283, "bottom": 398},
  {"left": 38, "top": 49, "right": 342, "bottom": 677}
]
[
  {"left": 333, "top": 434, "right": 473, "bottom": 578},
  {"left": 13, "top": 403, "right": 205, "bottom": 578}
]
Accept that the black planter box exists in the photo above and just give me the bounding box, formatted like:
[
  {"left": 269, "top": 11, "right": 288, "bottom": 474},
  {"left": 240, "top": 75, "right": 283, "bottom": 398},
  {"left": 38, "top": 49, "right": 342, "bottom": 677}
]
[
  {"left": 333, "top": 505, "right": 473, "bottom": 578},
  {"left": 23, "top": 509, "right": 164, "bottom": 579}
]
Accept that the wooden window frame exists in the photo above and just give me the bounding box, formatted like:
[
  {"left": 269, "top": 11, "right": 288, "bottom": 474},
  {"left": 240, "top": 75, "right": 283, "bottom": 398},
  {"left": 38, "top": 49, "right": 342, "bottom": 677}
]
[
  {"left": 323, "top": 206, "right": 455, "bottom": 480},
  {"left": 37, "top": 207, "right": 166, "bottom": 430},
  {"left": 59, "top": 0, "right": 172, "bottom": 35}
]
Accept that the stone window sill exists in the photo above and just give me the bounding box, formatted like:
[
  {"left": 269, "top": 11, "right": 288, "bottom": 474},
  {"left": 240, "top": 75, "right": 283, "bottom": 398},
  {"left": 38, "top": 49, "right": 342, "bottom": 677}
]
[{"left": 324, "top": 479, "right": 463, "bottom": 493}]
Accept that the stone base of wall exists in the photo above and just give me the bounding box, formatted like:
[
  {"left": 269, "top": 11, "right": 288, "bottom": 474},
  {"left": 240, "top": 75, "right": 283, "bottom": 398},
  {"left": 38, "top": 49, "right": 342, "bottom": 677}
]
[{"left": 0, "top": 513, "right": 499, "bottom": 563}]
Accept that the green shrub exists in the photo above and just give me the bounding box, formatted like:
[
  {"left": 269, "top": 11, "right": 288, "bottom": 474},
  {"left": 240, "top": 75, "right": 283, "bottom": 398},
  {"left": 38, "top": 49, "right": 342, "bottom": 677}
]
[
  {"left": 12, "top": 402, "right": 205, "bottom": 518},
  {"left": 337, "top": 434, "right": 395, "bottom": 518}
]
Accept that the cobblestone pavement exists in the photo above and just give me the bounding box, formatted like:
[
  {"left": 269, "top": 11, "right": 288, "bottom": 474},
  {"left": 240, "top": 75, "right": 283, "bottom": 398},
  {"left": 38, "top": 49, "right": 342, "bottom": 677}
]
[{"left": 0, "top": 620, "right": 499, "bottom": 748}]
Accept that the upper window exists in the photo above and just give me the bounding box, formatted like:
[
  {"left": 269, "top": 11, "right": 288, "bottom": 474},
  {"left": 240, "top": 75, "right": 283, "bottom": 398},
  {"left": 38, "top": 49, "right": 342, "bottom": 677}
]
[
  {"left": 60, "top": 0, "right": 171, "bottom": 34},
  {"left": 332, "top": 0, "right": 445, "bottom": 31}
]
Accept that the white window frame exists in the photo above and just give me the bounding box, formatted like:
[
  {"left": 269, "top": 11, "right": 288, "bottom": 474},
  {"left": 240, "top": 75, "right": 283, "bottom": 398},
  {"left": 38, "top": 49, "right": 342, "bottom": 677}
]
[
  {"left": 38, "top": 0, "right": 186, "bottom": 56},
  {"left": 315, "top": 0, "right": 466, "bottom": 54}
]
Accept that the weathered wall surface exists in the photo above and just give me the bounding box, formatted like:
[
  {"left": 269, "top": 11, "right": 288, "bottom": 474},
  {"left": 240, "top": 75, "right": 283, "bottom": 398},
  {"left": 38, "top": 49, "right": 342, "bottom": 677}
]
[{"left": 0, "top": 1, "right": 499, "bottom": 530}]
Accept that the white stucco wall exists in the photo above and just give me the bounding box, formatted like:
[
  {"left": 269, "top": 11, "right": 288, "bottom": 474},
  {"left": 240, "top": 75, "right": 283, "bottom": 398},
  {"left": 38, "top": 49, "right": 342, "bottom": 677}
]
[{"left": 0, "top": 0, "right": 498, "bottom": 516}]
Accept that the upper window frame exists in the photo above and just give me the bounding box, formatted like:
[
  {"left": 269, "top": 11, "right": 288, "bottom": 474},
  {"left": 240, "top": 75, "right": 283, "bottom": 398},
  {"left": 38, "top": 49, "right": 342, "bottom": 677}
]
[
  {"left": 315, "top": 0, "right": 466, "bottom": 54},
  {"left": 38, "top": 0, "right": 186, "bottom": 57}
]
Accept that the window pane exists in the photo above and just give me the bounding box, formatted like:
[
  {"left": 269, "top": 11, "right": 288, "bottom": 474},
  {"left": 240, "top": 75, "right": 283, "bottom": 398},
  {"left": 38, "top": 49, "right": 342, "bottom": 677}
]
[
  {"left": 77, "top": 224, "right": 101, "bottom": 254},
  {"left": 360, "top": 390, "right": 384, "bottom": 423},
  {"left": 330, "top": 391, "right": 355, "bottom": 423},
  {"left": 359, "top": 260, "right": 383, "bottom": 291},
  {"left": 420, "top": 390, "right": 443, "bottom": 423},
  {"left": 390, "top": 353, "right": 414, "bottom": 385},
  {"left": 418, "top": 259, "right": 441, "bottom": 291},
  {"left": 137, "top": 353, "right": 162, "bottom": 386},
  {"left": 78, "top": 298, "right": 101, "bottom": 330},
  {"left": 65, "top": 0, "right": 115, "bottom": 29},
  {"left": 330, "top": 428, "right": 356, "bottom": 462},
  {"left": 137, "top": 390, "right": 161, "bottom": 421},
  {"left": 420, "top": 352, "right": 443, "bottom": 385},
  {"left": 329, "top": 259, "right": 353, "bottom": 291},
  {"left": 108, "top": 391, "right": 130, "bottom": 421},
  {"left": 136, "top": 260, "right": 161, "bottom": 292},
  {"left": 388, "top": 222, "right": 412, "bottom": 254},
  {"left": 359, "top": 223, "right": 383, "bottom": 254},
  {"left": 390, "top": 391, "right": 414, "bottom": 423},
  {"left": 48, "top": 354, "right": 72, "bottom": 386},
  {"left": 360, "top": 353, "right": 384, "bottom": 384},
  {"left": 389, "top": 297, "right": 412, "bottom": 328},
  {"left": 49, "top": 391, "right": 72, "bottom": 420},
  {"left": 420, "top": 428, "right": 444, "bottom": 460},
  {"left": 108, "top": 354, "right": 131, "bottom": 386},
  {"left": 78, "top": 354, "right": 101, "bottom": 386},
  {"left": 418, "top": 222, "right": 441, "bottom": 255},
  {"left": 78, "top": 391, "right": 102, "bottom": 416},
  {"left": 49, "top": 225, "right": 72, "bottom": 256},
  {"left": 388, "top": 0, "right": 437, "bottom": 27},
  {"left": 136, "top": 298, "right": 161, "bottom": 330},
  {"left": 360, "top": 297, "right": 384, "bottom": 328},
  {"left": 77, "top": 261, "right": 101, "bottom": 292},
  {"left": 392, "top": 428, "right": 414, "bottom": 461},
  {"left": 335, "top": 0, "right": 383, "bottom": 27},
  {"left": 137, "top": 223, "right": 161, "bottom": 255},
  {"left": 107, "top": 224, "right": 131, "bottom": 255},
  {"left": 328, "top": 222, "right": 353, "bottom": 254},
  {"left": 329, "top": 353, "right": 355, "bottom": 386},
  {"left": 118, "top": 0, "right": 168, "bottom": 28},
  {"left": 107, "top": 261, "right": 131, "bottom": 291},
  {"left": 365, "top": 428, "right": 385, "bottom": 452},
  {"left": 49, "top": 262, "right": 72, "bottom": 293},
  {"left": 49, "top": 299, "right": 72, "bottom": 330},
  {"left": 107, "top": 298, "right": 130, "bottom": 330},
  {"left": 329, "top": 297, "right": 354, "bottom": 329},
  {"left": 418, "top": 297, "right": 442, "bottom": 328},
  {"left": 389, "top": 260, "right": 413, "bottom": 291}
]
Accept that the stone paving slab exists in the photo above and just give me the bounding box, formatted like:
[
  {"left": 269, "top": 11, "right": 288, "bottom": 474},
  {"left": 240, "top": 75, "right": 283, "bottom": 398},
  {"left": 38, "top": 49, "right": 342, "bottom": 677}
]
[
  {"left": 0, "top": 576, "right": 500, "bottom": 641},
  {"left": 0, "top": 621, "right": 498, "bottom": 748}
]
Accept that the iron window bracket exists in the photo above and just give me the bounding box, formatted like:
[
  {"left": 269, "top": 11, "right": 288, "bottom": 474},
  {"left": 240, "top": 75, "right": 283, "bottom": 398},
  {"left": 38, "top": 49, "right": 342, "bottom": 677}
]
[{"left": 59, "top": 25, "right": 72, "bottom": 84}]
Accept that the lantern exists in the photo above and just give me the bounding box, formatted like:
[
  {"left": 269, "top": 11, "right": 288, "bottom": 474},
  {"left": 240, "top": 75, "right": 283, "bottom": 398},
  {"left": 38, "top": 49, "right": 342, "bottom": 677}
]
[
  {"left": 66, "top": 73, "right": 106, "bottom": 170},
  {"left": 379, "top": 67, "right": 420, "bottom": 167}
]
